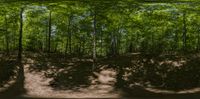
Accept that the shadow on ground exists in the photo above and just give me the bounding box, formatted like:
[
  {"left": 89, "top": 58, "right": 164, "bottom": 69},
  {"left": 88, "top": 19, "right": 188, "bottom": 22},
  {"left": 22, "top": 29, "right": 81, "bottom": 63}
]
[
  {"left": 0, "top": 54, "right": 26, "bottom": 99},
  {"left": 1, "top": 52, "right": 200, "bottom": 99},
  {"left": 25, "top": 53, "right": 94, "bottom": 90},
  {"left": 25, "top": 52, "right": 200, "bottom": 91}
]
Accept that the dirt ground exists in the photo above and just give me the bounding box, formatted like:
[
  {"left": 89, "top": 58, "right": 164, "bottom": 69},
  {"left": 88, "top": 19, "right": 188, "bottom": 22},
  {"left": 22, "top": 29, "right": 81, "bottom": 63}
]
[
  {"left": 22, "top": 63, "right": 120, "bottom": 98},
  {"left": 1, "top": 53, "right": 200, "bottom": 99}
]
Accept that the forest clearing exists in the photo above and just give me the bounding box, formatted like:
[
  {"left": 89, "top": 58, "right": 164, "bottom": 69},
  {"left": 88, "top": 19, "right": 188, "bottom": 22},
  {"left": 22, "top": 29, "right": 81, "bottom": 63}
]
[{"left": 0, "top": 0, "right": 200, "bottom": 99}]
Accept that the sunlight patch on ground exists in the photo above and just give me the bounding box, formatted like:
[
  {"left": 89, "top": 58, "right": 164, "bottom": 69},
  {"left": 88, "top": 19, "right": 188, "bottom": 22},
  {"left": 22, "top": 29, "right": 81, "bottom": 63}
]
[
  {"left": 23, "top": 64, "right": 121, "bottom": 98},
  {"left": 145, "top": 87, "right": 200, "bottom": 94}
]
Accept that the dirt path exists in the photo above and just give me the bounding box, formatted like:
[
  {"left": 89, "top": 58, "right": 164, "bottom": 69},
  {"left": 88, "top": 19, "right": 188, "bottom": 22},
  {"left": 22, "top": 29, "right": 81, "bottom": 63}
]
[
  {"left": 1, "top": 56, "right": 200, "bottom": 99},
  {"left": 21, "top": 63, "right": 121, "bottom": 98}
]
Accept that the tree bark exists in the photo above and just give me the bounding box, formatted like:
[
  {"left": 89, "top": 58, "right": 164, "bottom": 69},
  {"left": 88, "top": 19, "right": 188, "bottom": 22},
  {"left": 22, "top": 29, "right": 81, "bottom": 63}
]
[
  {"left": 173, "top": 29, "right": 178, "bottom": 51},
  {"left": 151, "top": 31, "right": 154, "bottom": 52},
  {"left": 111, "top": 32, "right": 114, "bottom": 55},
  {"left": 68, "top": 15, "right": 72, "bottom": 55},
  {"left": 197, "top": 32, "right": 200, "bottom": 51},
  {"left": 92, "top": 11, "right": 97, "bottom": 69},
  {"left": 182, "top": 10, "right": 187, "bottom": 51},
  {"left": 100, "top": 30, "right": 103, "bottom": 56},
  {"left": 65, "top": 37, "right": 68, "bottom": 54},
  {"left": 129, "top": 36, "right": 133, "bottom": 53},
  {"left": 18, "top": 8, "right": 23, "bottom": 61},
  {"left": 48, "top": 11, "right": 52, "bottom": 53},
  {"left": 16, "top": 8, "right": 25, "bottom": 93},
  {"left": 5, "top": 15, "right": 9, "bottom": 54},
  {"left": 45, "top": 19, "right": 48, "bottom": 52}
]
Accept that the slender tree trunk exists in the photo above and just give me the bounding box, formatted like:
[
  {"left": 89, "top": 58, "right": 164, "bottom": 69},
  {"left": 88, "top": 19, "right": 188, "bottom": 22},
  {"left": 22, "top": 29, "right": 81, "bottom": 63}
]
[
  {"left": 48, "top": 11, "right": 52, "bottom": 53},
  {"left": 82, "top": 38, "right": 85, "bottom": 55},
  {"left": 79, "top": 38, "right": 82, "bottom": 55},
  {"left": 182, "top": 11, "right": 187, "bottom": 52},
  {"left": 92, "top": 11, "right": 97, "bottom": 69},
  {"left": 115, "top": 26, "right": 120, "bottom": 55},
  {"left": 111, "top": 32, "right": 114, "bottom": 55},
  {"left": 113, "top": 34, "right": 117, "bottom": 56},
  {"left": 65, "top": 17, "right": 69, "bottom": 55},
  {"left": 69, "top": 33, "right": 72, "bottom": 55},
  {"left": 129, "top": 36, "right": 133, "bottom": 53},
  {"left": 45, "top": 19, "right": 48, "bottom": 52},
  {"left": 13, "top": 31, "right": 16, "bottom": 50},
  {"left": 174, "top": 29, "right": 178, "bottom": 51},
  {"left": 67, "top": 15, "right": 72, "bottom": 55},
  {"left": 151, "top": 32, "right": 154, "bottom": 52},
  {"left": 113, "top": 31, "right": 117, "bottom": 56},
  {"left": 111, "top": 31, "right": 118, "bottom": 56},
  {"left": 197, "top": 29, "right": 200, "bottom": 51},
  {"left": 135, "top": 32, "right": 139, "bottom": 52},
  {"left": 18, "top": 8, "right": 23, "bottom": 61},
  {"left": 16, "top": 8, "right": 25, "bottom": 93},
  {"left": 100, "top": 30, "right": 103, "bottom": 56},
  {"left": 5, "top": 15, "right": 9, "bottom": 54},
  {"left": 129, "top": 42, "right": 133, "bottom": 53},
  {"left": 65, "top": 37, "right": 68, "bottom": 54}
]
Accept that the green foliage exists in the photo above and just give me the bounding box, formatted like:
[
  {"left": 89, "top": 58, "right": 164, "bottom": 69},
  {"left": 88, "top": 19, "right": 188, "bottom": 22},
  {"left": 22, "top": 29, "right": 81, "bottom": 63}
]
[{"left": 0, "top": 1, "right": 199, "bottom": 54}]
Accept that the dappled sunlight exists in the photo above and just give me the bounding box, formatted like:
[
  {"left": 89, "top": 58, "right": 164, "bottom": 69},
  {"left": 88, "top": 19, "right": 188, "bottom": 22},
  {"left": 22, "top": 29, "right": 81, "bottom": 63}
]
[
  {"left": 93, "top": 69, "right": 117, "bottom": 85},
  {"left": 1, "top": 0, "right": 200, "bottom": 98},
  {"left": 124, "top": 53, "right": 200, "bottom": 91},
  {"left": 20, "top": 53, "right": 121, "bottom": 98},
  {"left": 17, "top": 53, "right": 200, "bottom": 98},
  {"left": 145, "top": 87, "right": 200, "bottom": 94},
  {"left": 1, "top": 52, "right": 200, "bottom": 99}
]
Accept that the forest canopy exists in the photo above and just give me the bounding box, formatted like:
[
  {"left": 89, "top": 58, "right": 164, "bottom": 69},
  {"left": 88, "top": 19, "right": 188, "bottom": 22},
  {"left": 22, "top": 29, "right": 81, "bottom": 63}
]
[{"left": 0, "top": 0, "right": 200, "bottom": 55}]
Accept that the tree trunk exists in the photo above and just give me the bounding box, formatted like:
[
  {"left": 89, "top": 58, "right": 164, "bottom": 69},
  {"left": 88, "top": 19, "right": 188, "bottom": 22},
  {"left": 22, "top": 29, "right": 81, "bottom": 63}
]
[
  {"left": 79, "top": 38, "right": 82, "bottom": 55},
  {"left": 16, "top": 8, "right": 25, "bottom": 93},
  {"left": 151, "top": 32, "right": 154, "bottom": 52},
  {"left": 45, "top": 19, "right": 48, "bottom": 52},
  {"left": 182, "top": 11, "right": 187, "bottom": 51},
  {"left": 18, "top": 8, "right": 23, "bottom": 61},
  {"left": 129, "top": 42, "right": 133, "bottom": 53},
  {"left": 100, "top": 30, "right": 103, "bottom": 56},
  {"left": 114, "top": 34, "right": 117, "bottom": 56},
  {"left": 65, "top": 37, "right": 68, "bottom": 55},
  {"left": 110, "top": 31, "right": 118, "bottom": 56},
  {"left": 197, "top": 32, "right": 200, "bottom": 51},
  {"left": 92, "top": 11, "right": 97, "bottom": 69},
  {"left": 48, "top": 11, "right": 52, "bottom": 53},
  {"left": 111, "top": 32, "right": 114, "bottom": 55},
  {"left": 135, "top": 32, "right": 139, "bottom": 52},
  {"left": 67, "top": 15, "right": 72, "bottom": 55},
  {"left": 129, "top": 36, "right": 133, "bottom": 53},
  {"left": 82, "top": 37, "right": 85, "bottom": 55},
  {"left": 173, "top": 29, "right": 178, "bottom": 51},
  {"left": 5, "top": 15, "right": 9, "bottom": 54}
]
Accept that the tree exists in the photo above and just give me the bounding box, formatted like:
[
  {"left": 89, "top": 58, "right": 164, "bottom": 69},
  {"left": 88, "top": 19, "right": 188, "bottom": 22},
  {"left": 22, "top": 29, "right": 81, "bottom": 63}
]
[
  {"left": 4, "top": 14, "right": 9, "bottom": 54},
  {"left": 48, "top": 10, "right": 52, "bottom": 53},
  {"left": 182, "top": 10, "right": 187, "bottom": 51},
  {"left": 92, "top": 10, "right": 97, "bottom": 68},
  {"left": 18, "top": 7, "right": 23, "bottom": 61}
]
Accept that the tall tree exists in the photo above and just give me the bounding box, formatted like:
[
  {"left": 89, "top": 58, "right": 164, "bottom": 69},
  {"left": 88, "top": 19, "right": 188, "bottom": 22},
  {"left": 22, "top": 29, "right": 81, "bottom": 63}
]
[
  {"left": 92, "top": 10, "right": 97, "bottom": 69},
  {"left": 182, "top": 10, "right": 187, "bottom": 51},
  {"left": 48, "top": 10, "right": 52, "bottom": 53},
  {"left": 68, "top": 15, "right": 72, "bottom": 55},
  {"left": 4, "top": 14, "right": 9, "bottom": 54},
  {"left": 18, "top": 8, "right": 23, "bottom": 61}
]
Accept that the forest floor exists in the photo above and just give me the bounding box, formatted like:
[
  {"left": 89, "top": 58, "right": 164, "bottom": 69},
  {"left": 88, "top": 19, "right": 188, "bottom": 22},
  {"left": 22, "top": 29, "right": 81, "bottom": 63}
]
[
  {"left": 0, "top": 52, "right": 123, "bottom": 98},
  {"left": 1, "top": 52, "right": 200, "bottom": 99},
  {"left": 22, "top": 60, "right": 120, "bottom": 98}
]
